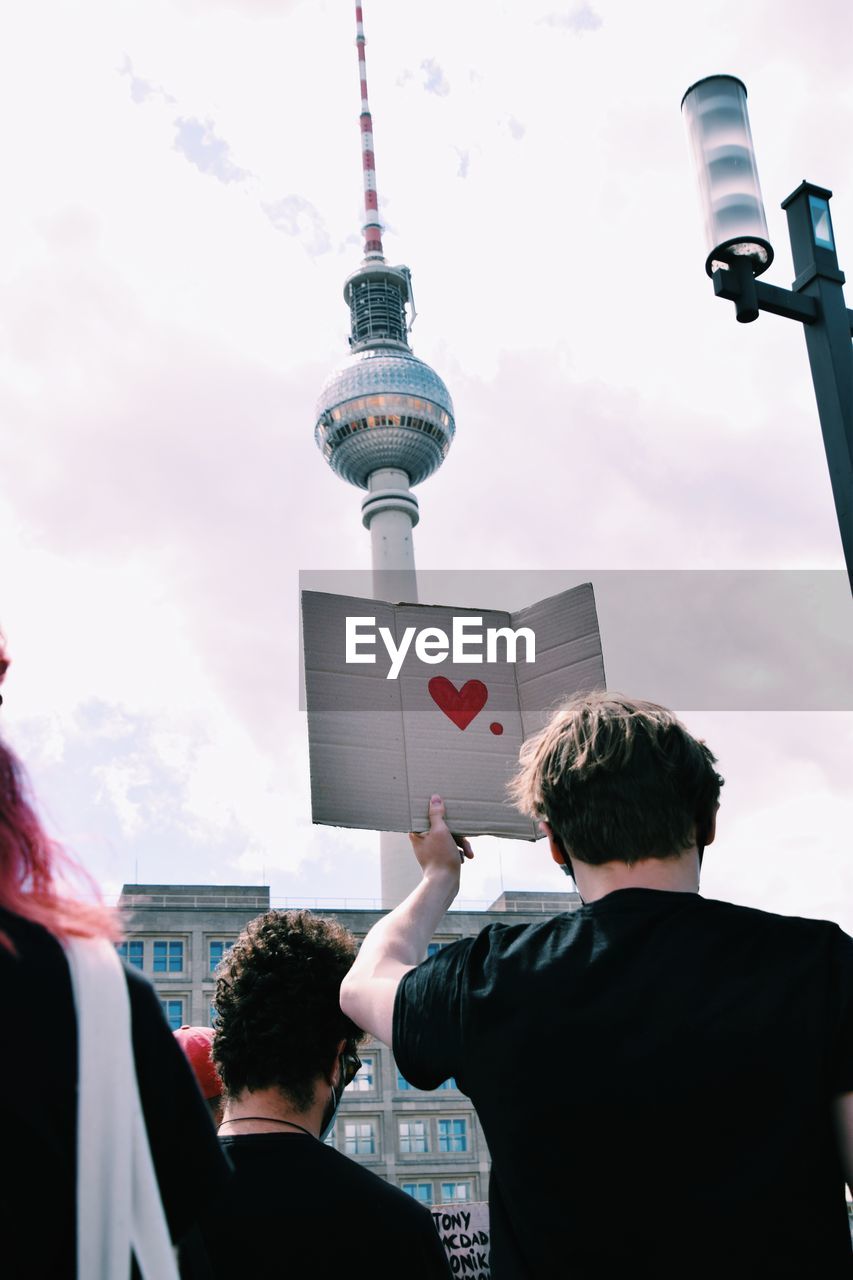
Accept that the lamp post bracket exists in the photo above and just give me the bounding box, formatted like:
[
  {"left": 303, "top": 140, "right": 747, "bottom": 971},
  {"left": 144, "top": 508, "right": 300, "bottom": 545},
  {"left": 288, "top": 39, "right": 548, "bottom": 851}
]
[{"left": 711, "top": 268, "right": 818, "bottom": 324}]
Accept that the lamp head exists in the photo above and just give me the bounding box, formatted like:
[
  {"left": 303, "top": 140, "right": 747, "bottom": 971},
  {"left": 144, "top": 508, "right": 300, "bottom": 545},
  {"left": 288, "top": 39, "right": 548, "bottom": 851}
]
[{"left": 682, "top": 74, "right": 773, "bottom": 278}]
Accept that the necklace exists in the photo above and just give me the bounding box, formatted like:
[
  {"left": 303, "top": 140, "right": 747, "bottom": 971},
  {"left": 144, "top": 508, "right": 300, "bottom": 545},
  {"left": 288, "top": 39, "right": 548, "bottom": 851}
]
[{"left": 218, "top": 1115, "right": 316, "bottom": 1139}]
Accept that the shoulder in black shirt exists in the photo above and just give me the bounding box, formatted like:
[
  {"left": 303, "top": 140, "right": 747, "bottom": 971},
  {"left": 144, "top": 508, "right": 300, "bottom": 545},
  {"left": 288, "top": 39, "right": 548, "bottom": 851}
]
[
  {"left": 394, "top": 891, "right": 853, "bottom": 1277},
  {"left": 191, "top": 1132, "right": 450, "bottom": 1279},
  {"left": 0, "top": 907, "right": 231, "bottom": 1280}
]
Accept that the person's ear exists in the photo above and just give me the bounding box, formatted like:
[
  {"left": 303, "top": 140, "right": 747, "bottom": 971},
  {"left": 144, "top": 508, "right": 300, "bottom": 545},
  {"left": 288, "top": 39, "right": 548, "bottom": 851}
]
[
  {"left": 325, "top": 1037, "right": 348, "bottom": 1086},
  {"left": 540, "top": 821, "right": 568, "bottom": 867}
]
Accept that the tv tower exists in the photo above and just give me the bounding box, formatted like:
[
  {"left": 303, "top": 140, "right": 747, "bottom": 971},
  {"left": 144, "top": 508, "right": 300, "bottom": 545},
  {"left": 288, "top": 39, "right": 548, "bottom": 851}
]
[{"left": 314, "top": 2, "right": 456, "bottom": 908}]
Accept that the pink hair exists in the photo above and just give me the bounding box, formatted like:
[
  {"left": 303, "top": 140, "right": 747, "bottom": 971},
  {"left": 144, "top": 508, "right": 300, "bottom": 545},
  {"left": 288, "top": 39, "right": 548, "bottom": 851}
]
[{"left": 0, "top": 642, "right": 118, "bottom": 947}]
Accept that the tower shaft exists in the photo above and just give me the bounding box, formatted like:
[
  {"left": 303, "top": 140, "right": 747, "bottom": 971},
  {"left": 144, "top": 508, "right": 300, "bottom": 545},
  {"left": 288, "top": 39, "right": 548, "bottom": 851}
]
[
  {"left": 364, "top": 473, "right": 423, "bottom": 907},
  {"left": 363, "top": 467, "right": 418, "bottom": 592}
]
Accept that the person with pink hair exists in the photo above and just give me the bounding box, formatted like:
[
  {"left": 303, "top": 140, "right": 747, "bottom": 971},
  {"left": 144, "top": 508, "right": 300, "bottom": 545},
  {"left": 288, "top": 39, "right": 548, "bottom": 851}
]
[{"left": 0, "top": 641, "right": 230, "bottom": 1279}]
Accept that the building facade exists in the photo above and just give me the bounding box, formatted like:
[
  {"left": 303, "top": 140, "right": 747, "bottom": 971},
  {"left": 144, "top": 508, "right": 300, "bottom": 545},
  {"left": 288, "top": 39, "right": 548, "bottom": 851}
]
[{"left": 117, "top": 884, "right": 580, "bottom": 1208}]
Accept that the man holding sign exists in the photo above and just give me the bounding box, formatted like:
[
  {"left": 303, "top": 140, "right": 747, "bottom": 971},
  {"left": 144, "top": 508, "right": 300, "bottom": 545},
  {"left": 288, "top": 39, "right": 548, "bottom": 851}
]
[{"left": 340, "top": 692, "right": 853, "bottom": 1276}]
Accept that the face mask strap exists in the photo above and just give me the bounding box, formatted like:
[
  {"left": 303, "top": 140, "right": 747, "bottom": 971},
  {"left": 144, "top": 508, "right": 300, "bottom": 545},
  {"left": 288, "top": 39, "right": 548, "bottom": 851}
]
[{"left": 319, "top": 1047, "right": 359, "bottom": 1142}]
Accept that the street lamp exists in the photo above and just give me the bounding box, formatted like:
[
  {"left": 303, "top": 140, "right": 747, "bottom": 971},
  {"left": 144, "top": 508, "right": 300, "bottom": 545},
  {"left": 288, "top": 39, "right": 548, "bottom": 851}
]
[{"left": 682, "top": 74, "right": 853, "bottom": 594}]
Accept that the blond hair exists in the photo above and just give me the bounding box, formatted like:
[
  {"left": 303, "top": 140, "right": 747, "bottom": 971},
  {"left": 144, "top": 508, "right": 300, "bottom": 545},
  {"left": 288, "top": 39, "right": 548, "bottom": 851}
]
[{"left": 509, "top": 692, "right": 723, "bottom": 865}]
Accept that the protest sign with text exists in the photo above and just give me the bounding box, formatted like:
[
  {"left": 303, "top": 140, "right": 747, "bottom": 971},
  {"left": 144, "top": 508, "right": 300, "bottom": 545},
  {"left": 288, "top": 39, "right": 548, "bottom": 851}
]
[
  {"left": 431, "top": 1203, "right": 491, "bottom": 1278},
  {"left": 301, "top": 583, "right": 605, "bottom": 838}
]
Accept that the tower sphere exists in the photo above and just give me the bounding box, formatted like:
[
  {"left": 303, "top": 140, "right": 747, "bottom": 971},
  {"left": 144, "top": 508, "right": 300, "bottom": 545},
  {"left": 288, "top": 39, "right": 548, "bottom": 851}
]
[{"left": 314, "top": 347, "right": 455, "bottom": 489}]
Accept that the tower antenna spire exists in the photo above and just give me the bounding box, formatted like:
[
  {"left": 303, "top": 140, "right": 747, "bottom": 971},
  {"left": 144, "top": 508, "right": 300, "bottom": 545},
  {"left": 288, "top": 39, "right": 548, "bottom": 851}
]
[{"left": 355, "top": 3, "right": 385, "bottom": 263}]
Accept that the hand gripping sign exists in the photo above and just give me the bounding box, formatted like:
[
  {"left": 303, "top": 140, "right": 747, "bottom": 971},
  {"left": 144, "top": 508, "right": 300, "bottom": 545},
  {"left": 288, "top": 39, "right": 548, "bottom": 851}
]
[{"left": 301, "top": 583, "right": 605, "bottom": 839}]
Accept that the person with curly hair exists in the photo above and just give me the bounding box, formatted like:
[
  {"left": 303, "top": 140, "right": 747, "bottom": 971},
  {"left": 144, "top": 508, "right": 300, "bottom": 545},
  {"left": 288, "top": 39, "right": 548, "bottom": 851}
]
[
  {"left": 184, "top": 910, "right": 450, "bottom": 1278},
  {"left": 341, "top": 692, "right": 853, "bottom": 1277},
  {"left": 0, "top": 639, "right": 231, "bottom": 1279}
]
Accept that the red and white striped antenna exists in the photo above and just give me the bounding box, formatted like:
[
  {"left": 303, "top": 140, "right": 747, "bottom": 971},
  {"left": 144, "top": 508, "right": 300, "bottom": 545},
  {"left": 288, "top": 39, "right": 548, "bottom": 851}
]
[{"left": 355, "top": 3, "right": 385, "bottom": 262}]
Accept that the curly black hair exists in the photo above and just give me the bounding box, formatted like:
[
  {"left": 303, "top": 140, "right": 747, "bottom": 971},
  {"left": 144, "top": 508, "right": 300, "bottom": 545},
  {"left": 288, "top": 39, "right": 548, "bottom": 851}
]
[{"left": 212, "top": 910, "right": 362, "bottom": 1111}]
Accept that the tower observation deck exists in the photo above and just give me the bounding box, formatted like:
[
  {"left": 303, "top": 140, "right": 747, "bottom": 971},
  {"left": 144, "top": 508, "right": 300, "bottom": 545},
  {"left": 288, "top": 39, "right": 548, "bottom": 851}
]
[
  {"left": 313, "top": 2, "right": 458, "bottom": 565},
  {"left": 314, "top": 3, "right": 456, "bottom": 908}
]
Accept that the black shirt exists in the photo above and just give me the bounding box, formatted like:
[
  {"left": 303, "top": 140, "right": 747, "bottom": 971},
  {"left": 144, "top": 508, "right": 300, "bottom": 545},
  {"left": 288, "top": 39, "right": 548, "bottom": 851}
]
[
  {"left": 189, "top": 1132, "right": 451, "bottom": 1278},
  {"left": 0, "top": 908, "right": 232, "bottom": 1280},
  {"left": 394, "top": 889, "right": 853, "bottom": 1277}
]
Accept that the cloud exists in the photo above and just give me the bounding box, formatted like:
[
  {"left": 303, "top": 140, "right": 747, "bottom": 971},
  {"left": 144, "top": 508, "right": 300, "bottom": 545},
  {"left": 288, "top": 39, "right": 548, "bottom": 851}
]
[
  {"left": 14, "top": 698, "right": 311, "bottom": 890},
  {"left": 507, "top": 116, "right": 526, "bottom": 141},
  {"left": 0, "top": 244, "right": 343, "bottom": 748},
  {"left": 422, "top": 348, "right": 846, "bottom": 573},
  {"left": 263, "top": 194, "right": 332, "bottom": 256},
  {"left": 35, "top": 206, "right": 100, "bottom": 252},
  {"left": 338, "top": 230, "right": 362, "bottom": 256},
  {"left": 421, "top": 58, "right": 450, "bottom": 97},
  {"left": 118, "top": 55, "right": 175, "bottom": 106},
  {"left": 177, "top": 0, "right": 300, "bottom": 12},
  {"left": 455, "top": 147, "right": 470, "bottom": 179},
  {"left": 540, "top": 4, "right": 603, "bottom": 32},
  {"left": 173, "top": 116, "right": 250, "bottom": 184}
]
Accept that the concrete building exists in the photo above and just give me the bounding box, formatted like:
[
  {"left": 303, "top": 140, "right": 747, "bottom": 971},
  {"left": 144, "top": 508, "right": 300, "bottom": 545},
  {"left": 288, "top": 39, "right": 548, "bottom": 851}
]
[{"left": 118, "top": 883, "right": 580, "bottom": 1207}]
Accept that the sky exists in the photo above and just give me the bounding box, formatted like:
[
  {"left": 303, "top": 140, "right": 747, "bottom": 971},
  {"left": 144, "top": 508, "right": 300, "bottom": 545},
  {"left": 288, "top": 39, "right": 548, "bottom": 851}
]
[{"left": 1, "top": 0, "right": 851, "bottom": 929}]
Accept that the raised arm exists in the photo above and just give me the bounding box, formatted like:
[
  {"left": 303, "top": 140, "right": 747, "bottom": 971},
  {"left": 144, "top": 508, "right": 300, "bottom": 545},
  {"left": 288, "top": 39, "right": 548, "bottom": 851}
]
[{"left": 339, "top": 795, "right": 473, "bottom": 1046}]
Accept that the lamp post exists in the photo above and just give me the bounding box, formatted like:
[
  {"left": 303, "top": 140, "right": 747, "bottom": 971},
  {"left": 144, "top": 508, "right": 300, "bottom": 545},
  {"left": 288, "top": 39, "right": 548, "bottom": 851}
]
[{"left": 682, "top": 75, "right": 853, "bottom": 594}]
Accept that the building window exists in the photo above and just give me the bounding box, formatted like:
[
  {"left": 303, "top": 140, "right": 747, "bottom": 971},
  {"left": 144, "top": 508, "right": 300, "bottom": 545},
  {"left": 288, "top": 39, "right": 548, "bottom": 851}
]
[
  {"left": 153, "top": 940, "right": 184, "bottom": 973},
  {"left": 438, "top": 1118, "right": 467, "bottom": 1153},
  {"left": 399, "top": 1120, "right": 428, "bottom": 1154},
  {"left": 117, "top": 941, "right": 144, "bottom": 969},
  {"left": 441, "top": 1181, "right": 471, "bottom": 1202},
  {"left": 347, "top": 1056, "right": 375, "bottom": 1093},
  {"left": 208, "top": 1004, "right": 218, "bottom": 1028},
  {"left": 344, "top": 1122, "right": 375, "bottom": 1156},
  {"left": 427, "top": 942, "right": 443, "bottom": 957},
  {"left": 402, "top": 1183, "right": 433, "bottom": 1205},
  {"left": 397, "top": 1068, "right": 455, "bottom": 1092},
  {"left": 323, "top": 1124, "right": 336, "bottom": 1148},
  {"left": 159, "top": 998, "right": 185, "bottom": 1031},
  {"left": 208, "top": 939, "right": 233, "bottom": 973}
]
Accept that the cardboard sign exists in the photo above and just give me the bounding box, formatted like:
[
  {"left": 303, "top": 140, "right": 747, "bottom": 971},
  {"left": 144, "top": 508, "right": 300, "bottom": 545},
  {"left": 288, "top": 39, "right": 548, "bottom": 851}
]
[
  {"left": 302, "top": 583, "right": 605, "bottom": 839},
  {"left": 431, "top": 1203, "right": 491, "bottom": 1277}
]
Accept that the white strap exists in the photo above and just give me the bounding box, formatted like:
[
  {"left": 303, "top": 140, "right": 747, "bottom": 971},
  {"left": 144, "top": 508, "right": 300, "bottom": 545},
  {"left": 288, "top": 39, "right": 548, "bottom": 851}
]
[{"left": 64, "top": 936, "right": 179, "bottom": 1280}]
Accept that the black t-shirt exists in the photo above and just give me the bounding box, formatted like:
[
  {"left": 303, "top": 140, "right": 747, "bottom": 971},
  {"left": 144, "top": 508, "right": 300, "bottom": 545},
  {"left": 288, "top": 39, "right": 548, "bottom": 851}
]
[
  {"left": 188, "top": 1132, "right": 451, "bottom": 1278},
  {"left": 394, "top": 889, "right": 853, "bottom": 1278},
  {"left": 0, "top": 907, "right": 232, "bottom": 1280}
]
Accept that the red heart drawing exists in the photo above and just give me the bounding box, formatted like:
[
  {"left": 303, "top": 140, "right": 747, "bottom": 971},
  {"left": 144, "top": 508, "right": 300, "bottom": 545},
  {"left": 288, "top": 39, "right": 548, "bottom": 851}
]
[{"left": 428, "top": 677, "right": 488, "bottom": 731}]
